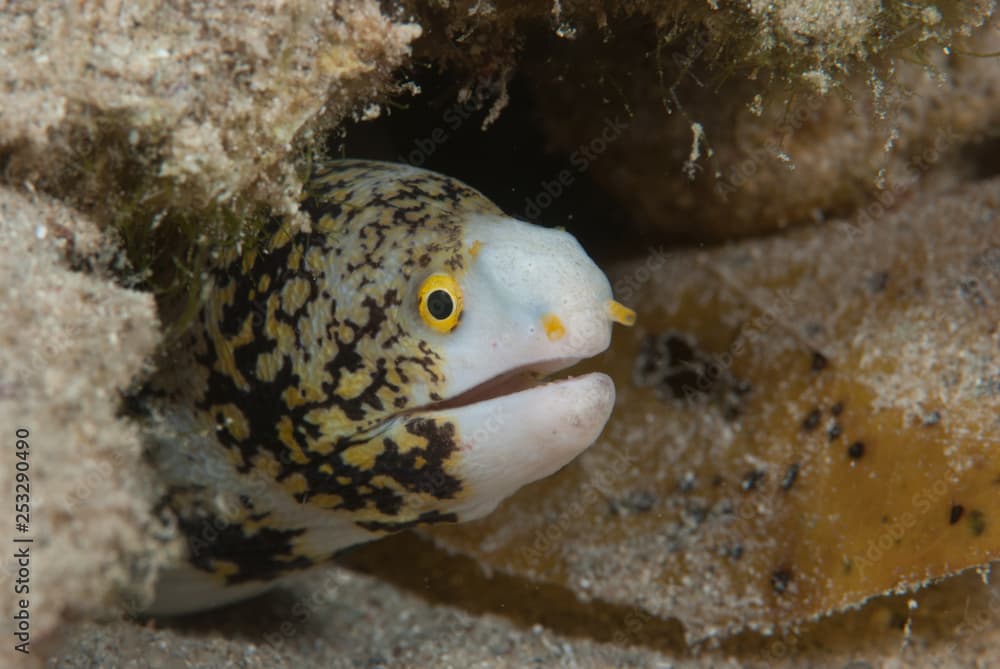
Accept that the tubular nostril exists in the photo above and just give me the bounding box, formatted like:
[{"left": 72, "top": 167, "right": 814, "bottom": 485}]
[{"left": 606, "top": 300, "right": 636, "bottom": 326}]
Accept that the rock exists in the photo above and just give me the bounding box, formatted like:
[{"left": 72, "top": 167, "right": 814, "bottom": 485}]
[
  {"left": 0, "top": 188, "right": 172, "bottom": 657},
  {"left": 1, "top": 1, "right": 421, "bottom": 232},
  {"left": 525, "top": 23, "right": 1000, "bottom": 240}
]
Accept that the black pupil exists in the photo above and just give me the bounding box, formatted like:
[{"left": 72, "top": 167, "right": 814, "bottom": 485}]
[{"left": 426, "top": 290, "right": 454, "bottom": 320}]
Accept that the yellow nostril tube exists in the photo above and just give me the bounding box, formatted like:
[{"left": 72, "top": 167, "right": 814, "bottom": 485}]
[
  {"left": 607, "top": 300, "right": 636, "bottom": 326},
  {"left": 542, "top": 314, "right": 566, "bottom": 341}
]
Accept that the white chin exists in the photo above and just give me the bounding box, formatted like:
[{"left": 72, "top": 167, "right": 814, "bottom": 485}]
[{"left": 419, "top": 371, "right": 615, "bottom": 521}]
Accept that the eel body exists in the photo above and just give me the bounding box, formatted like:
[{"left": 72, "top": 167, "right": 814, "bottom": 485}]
[{"left": 145, "top": 160, "right": 633, "bottom": 614}]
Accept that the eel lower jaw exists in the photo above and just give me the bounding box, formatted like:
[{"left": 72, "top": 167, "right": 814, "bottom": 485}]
[{"left": 415, "top": 368, "right": 617, "bottom": 522}]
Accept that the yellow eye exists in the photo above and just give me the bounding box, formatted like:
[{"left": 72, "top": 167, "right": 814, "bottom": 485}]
[{"left": 418, "top": 273, "right": 463, "bottom": 333}]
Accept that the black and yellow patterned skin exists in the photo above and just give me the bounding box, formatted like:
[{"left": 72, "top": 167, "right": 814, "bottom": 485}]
[
  {"left": 146, "top": 160, "right": 631, "bottom": 613},
  {"left": 156, "top": 161, "right": 508, "bottom": 584}
]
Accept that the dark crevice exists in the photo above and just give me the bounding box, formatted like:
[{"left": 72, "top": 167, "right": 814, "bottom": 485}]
[
  {"left": 332, "top": 63, "right": 661, "bottom": 267},
  {"left": 963, "top": 134, "right": 1000, "bottom": 181}
]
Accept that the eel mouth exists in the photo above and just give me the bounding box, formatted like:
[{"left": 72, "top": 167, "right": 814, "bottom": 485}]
[
  {"left": 411, "top": 368, "right": 616, "bottom": 522},
  {"left": 418, "top": 357, "right": 584, "bottom": 413}
]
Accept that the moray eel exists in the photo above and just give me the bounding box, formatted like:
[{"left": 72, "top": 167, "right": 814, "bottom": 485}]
[{"left": 145, "top": 160, "right": 634, "bottom": 614}]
